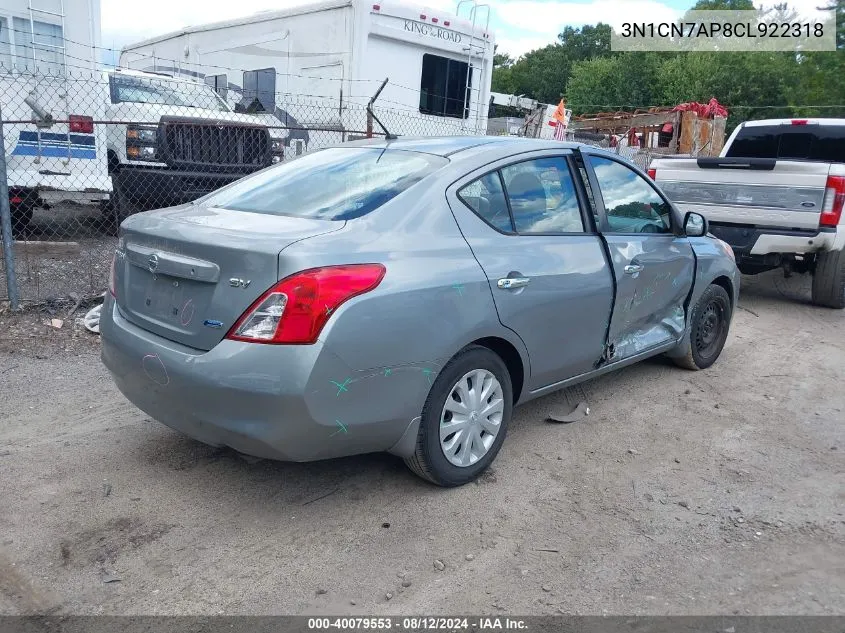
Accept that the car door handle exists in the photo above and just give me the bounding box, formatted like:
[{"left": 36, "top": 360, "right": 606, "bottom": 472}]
[
  {"left": 624, "top": 264, "right": 644, "bottom": 275},
  {"left": 497, "top": 277, "right": 531, "bottom": 289}
]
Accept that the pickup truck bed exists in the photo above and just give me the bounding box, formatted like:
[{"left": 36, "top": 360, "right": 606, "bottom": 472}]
[{"left": 650, "top": 119, "right": 845, "bottom": 308}]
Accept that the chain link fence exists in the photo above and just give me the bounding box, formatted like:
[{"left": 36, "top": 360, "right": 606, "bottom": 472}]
[
  {"left": 0, "top": 68, "right": 496, "bottom": 307},
  {"left": 0, "top": 68, "right": 718, "bottom": 308}
]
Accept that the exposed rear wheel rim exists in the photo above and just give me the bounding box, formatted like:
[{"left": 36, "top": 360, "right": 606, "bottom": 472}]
[
  {"left": 439, "top": 369, "right": 504, "bottom": 468},
  {"left": 694, "top": 298, "right": 726, "bottom": 361}
]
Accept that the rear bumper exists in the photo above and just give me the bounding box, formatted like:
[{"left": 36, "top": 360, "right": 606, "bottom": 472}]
[
  {"left": 99, "top": 297, "right": 424, "bottom": 462},
  {"left": 115, "top": 167, "right": 254, "bottom": 209},
  {"left": 709, "top": 223, "right": 844, "bottom": 256}
]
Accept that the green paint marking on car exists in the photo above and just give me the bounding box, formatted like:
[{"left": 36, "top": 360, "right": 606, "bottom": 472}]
[
  {"left": 330, "top": 420, "right": 348, "bottom": 437},
  {"left": 330, "top": 379, "right": 351, "bottom": 396}
]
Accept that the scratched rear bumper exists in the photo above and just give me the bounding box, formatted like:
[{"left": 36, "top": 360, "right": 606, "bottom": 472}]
[{"left": 99, "top": 296, "right": 425, "bottom": 462}]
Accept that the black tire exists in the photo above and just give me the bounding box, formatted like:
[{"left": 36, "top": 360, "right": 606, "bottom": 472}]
[
  {"left": 100, "top": 176, "right": 139, "bottom": 236},
  {"left": 811, "top": 250, "right": 845, "bottom": 309},
  {"left": 0, "top": 206, "right": 32, "bottom": 240},
  {"left": 673, "top": 283, "right": 732, "bottom": 371},
  {"left": 10, "top": 205, "right": 32, "bottom": 233},
  {"left": 405, "top": 345, "right": 513, "bottom": 487}
]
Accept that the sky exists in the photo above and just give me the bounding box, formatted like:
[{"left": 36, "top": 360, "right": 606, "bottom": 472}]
[{"left": 100, "top": 0, "right": 833, "bottom": 60}]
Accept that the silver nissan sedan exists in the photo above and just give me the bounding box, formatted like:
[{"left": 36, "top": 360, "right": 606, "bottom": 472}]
[{"left": 101, "top": 136, "right": 739, "bottom": 487}]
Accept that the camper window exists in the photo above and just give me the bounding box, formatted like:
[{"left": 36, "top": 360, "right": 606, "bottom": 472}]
[
  {"left": 240, "top": 68, "right": 276, "bottom": 114},
  {"left": 204, "top": 74, "right": 228, "bottom": 99},
  {"left": 12, "top": 18, "right": 63, "bottom": 75},
  {"left": 419, "top": 54, "right": 471, "bottom": 119}
]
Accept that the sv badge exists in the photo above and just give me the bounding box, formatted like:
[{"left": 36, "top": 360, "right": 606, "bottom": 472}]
[{"left": 229, "top": 278, "right": 251, "bottom": 289}]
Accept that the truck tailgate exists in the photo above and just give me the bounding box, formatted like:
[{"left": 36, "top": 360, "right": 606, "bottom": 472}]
[{"left": 655, "top": 159, "right": 830, "bottom": 230}]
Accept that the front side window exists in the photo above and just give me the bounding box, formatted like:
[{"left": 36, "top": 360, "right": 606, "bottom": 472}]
[
  {"left": 204, "top": 148, "right": 448, "bottom": 220},
  {"left": 458, "top": 172, "right": 512, "bottom": 232},
  {"left": 13, "top": 18, "right": 63, "bottom": 75},
  {"left": 110, "top": 75, "right": 229, "bottom": 111},
  {"left": 501, "top": 157, "right": 585, "bottom": 234},
  {"left": 589, "top": 156, "right": 672, "bottom": 234},
  {"left": 419, "top": 54, "right": 471, "bottom": 119}
]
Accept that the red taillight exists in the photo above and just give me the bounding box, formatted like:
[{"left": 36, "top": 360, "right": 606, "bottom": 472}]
[
  {"left": 821, "top": 175, "right": 845, "bottom": 228},
  {"left": 372, "top": 3, "right": 380, "bottom": 9},
  {"left": 109, "top": 253, "right": 117, "bottom": 298},
  {"left": 10, "top": 195, "right": 22, "bottom": 204},
  {"left": 791, "top": 119, "right": 809, "bottom": 125},
  {"left": 420, "top": 14, "right": 426, "bottom": 19},
  {"left": 226, "top": 264, "right": 386, "bottom": 345},
  {"left": 69, "top": 114, "right": 94, "bottom": 133},
  {"left": 432, "top": 17, "right": 438, "bottom": 23},
  {"left": 647, "top": 168, "right": 656, "bottom": 180},
  {"left": 444, "top": 20, "right": 450, "bottom": 26}
]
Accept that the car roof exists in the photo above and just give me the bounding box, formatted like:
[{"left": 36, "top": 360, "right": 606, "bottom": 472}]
[{"left": 341, "top": 135, "right": 588, "bottom": 157}]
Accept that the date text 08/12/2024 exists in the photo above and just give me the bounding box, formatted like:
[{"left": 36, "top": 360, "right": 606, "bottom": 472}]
[{"left": 307, "top": 617, "right": 528, "bottom": 630}]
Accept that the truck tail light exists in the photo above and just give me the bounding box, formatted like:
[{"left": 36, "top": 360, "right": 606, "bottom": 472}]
[
  {"left": 821, "top": 175, "right": 845, "bottom": 228},
  {"left": 69, "top": 115, "right": 94, "bottom": 133},
  {"left": 791, "top": 119, "right": 809, "bottom": 125},
  {"left": 226, "top": 264, "right": 386, "bottom": 344},
  {"left": 109, "top": 252, "right": 117, "bottom": 298},
  {"left": 647, "top": 168, "right": 656, "bottom": 180}
]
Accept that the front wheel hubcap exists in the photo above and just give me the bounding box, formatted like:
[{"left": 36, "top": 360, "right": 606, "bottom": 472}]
[{"left": 439, "top": 369, "right": 504, "bottom": 467}]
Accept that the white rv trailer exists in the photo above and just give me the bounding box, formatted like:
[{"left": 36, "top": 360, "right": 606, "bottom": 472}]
[
  {"left": 119, "top": 0, "right": 495, "bottom": 155},
  {"left": 0, "top": 0, "right": 109, "bottom": 227}
]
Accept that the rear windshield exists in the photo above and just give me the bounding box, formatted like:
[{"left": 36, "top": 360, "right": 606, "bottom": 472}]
[
  {"left": 205, "top": 147, "right": 448, "bottom": 220},
  {"left": 725, "top": 124, "right": 845, "bottom": 163}
]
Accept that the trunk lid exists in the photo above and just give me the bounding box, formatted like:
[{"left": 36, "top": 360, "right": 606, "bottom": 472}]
[{"left": 115, "top": 204, "right": 344, "bottom": 350}]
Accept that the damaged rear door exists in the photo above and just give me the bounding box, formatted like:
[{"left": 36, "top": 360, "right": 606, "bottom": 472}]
[{"left": 582, "top": 152, "right": 694, "bottom": 360}]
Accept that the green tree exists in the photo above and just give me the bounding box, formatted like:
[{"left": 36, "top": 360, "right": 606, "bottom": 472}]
[
  {"left": 657, "top": 52, "right": 799, "bottom": 122},
  {"left": 565, "top": 53, "right": 664, "bottom": 114},
  {"left": 792, "top": 1, "right": 845, "bottom": 117},
  {"left": 690, "top": 0, "right": 754, "bottom": 9},
  {"left": 490, "top": 23, "right": 613, "bottom": 102},
  {"left": 493, "top": 52, "right": 514, "bottom": 68}
]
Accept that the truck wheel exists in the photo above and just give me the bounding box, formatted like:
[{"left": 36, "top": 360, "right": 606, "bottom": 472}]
[
  {"left": 811, "top": 250, "right": 845, "bottom": 309},
  {"left": 11, "top": 205, "right": 33, "bottom": 233},
  {"left": 672, "top": 284, "right": 732, "bottom": 371},
  {"left": 405, "top": 345, "right": 513, "bottom": 487},
  {"left": 101, "top": 177, "right": 139, "bottom": 235}
]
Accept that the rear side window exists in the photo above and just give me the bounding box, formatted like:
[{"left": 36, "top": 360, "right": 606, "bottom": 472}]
[
  {"left": 205, "top": 148, "right": 448, "bottom": 220},
  {"left": 726, "top": 125, "right": 845, "bottom": 163},
  {"left": 458, "top": 172, "right": 513, "bottom": 232},
  {"left": 502, "top": 157, "right": 585, "bottom": 234}
]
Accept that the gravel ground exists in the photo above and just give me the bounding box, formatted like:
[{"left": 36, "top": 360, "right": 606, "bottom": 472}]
[
  {"left": 0, "top": 270, "right": 843, "bottom": 616},
  {"left": 1, "top": 202, "right": 115, "bottom": 304}
]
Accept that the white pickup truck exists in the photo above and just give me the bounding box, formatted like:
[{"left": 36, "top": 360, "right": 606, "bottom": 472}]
[
  {"left": 2, "top": 68, "right": 283, "bottom": 232},
  {"left": 649, "top": 118, "right": 845, "bottom": 308}
]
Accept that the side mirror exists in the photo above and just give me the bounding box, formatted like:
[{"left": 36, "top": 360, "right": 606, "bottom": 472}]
[{"left": 684, "top": 211, "right": 708, "bottom": 237}]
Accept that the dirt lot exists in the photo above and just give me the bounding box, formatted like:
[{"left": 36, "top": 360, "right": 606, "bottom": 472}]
[{"left": 0, "top": 270, "right": 843, "bottom": 616}]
